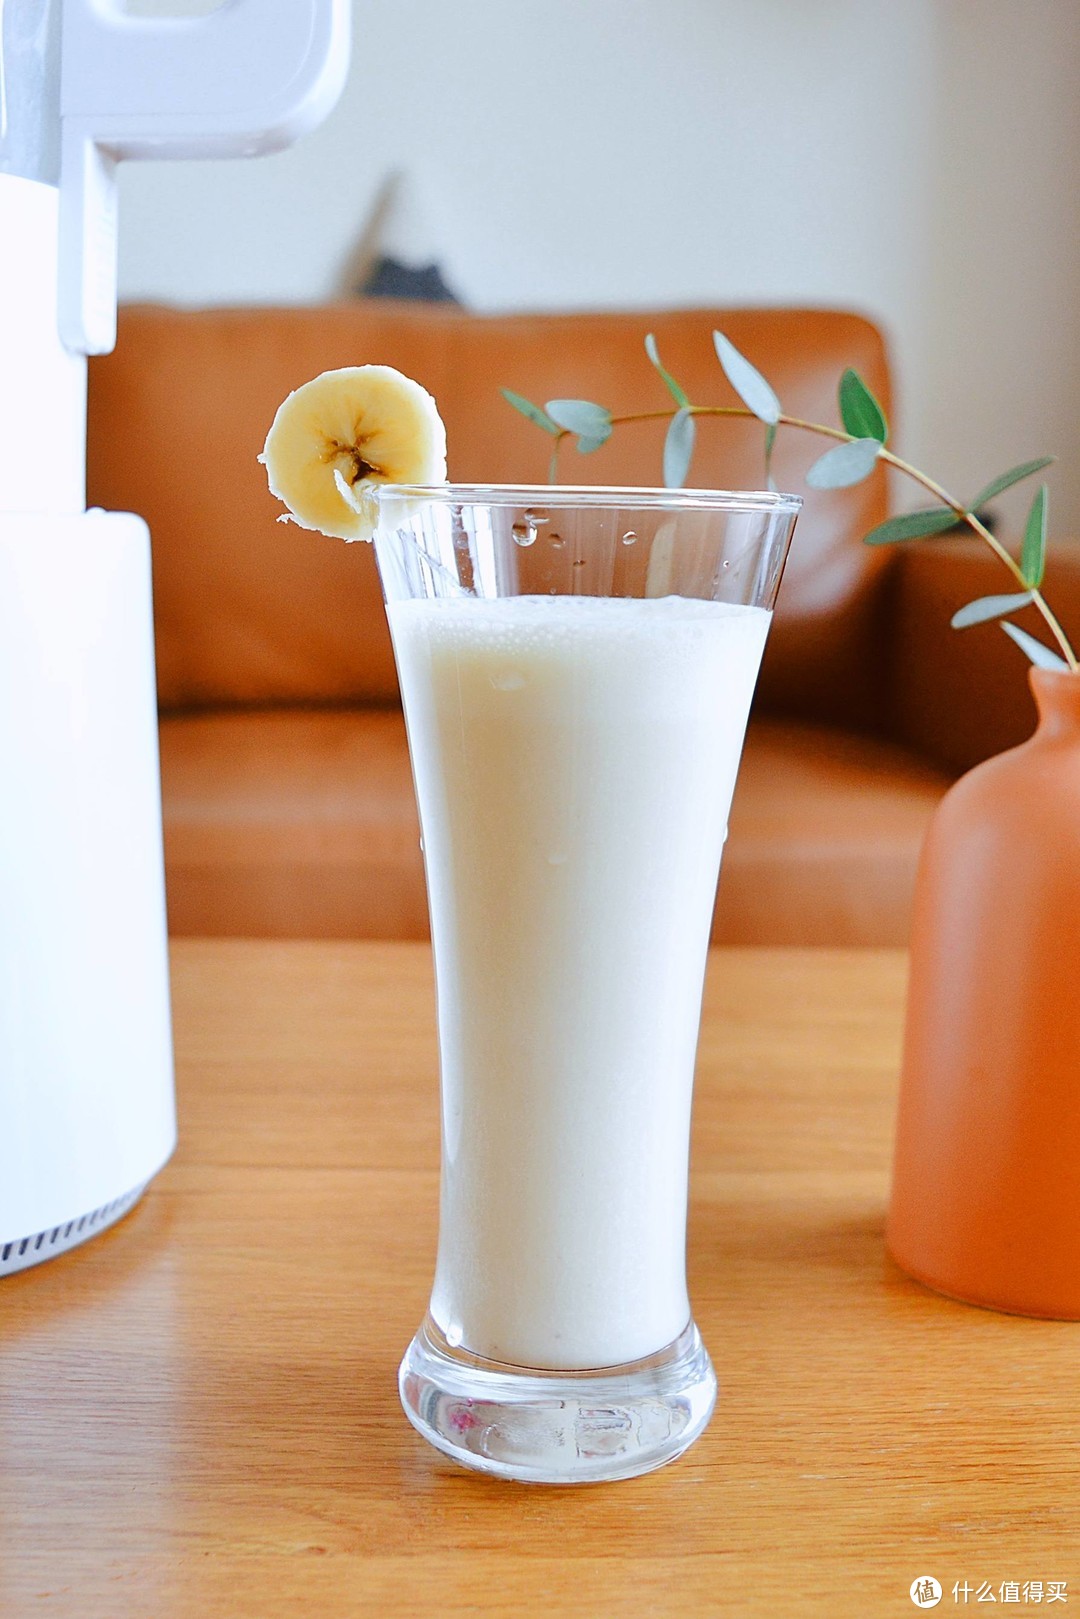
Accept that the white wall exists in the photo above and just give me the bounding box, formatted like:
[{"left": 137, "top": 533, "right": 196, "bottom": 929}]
[{"left": 117, "top": 0, "right": 1080, "bottom": 534}]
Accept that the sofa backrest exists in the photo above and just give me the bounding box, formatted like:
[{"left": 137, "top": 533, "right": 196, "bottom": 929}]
[{"left": 87, "top": 302, "right": 893, "bottom": 729}]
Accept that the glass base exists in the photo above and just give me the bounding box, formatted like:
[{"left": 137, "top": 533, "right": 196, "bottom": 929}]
[{"left": 398, "top": 1316, "right": 717, "bottom": 1484}]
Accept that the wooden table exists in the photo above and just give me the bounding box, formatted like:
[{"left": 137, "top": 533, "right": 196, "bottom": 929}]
[{"left": 3, "top": 943, "right": 1077, "bottom": 1618}]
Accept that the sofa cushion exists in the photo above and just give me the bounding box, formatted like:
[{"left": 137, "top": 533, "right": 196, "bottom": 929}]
[
  {"left": 89, "top": 302, "right": 892, "bottom": 732},
  {"left": 160, "top": 708, "right": 427, "bottom": 940},
  {"left": 717, "top": 719, "right": 950, "bottom": 945},
  {"left": 159, "top": 708, "right": 948, "bottom": 946}
]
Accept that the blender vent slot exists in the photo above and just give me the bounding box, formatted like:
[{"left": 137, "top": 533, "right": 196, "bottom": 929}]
[{"left": 1, "top": 1182, "right": 149, "bottom": 1278}]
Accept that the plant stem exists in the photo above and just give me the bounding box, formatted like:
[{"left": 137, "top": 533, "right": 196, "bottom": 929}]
[{"left": 561, "top": 404, "right": 1078, "bottom": 671}]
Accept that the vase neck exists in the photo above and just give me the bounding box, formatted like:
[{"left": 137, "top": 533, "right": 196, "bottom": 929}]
[{"left": 1031, "top": 668, "right": 1080, "bottom": 741}]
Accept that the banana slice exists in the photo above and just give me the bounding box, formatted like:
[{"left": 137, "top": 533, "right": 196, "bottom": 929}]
[{"left": 261, "top": 364, "right": 447, "bottom": 541}]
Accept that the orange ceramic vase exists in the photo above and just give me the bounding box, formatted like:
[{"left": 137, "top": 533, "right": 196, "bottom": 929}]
[{"left": 887, "top": 666, "right": 1080, "bottom": 1317}]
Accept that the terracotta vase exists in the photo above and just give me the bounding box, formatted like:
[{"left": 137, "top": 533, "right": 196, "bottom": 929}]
[{"left": 887, "top": 666, "right": 1080, "bottom": 1317}]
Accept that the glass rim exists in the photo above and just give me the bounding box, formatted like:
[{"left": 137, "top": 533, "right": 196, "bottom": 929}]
[{"left": 375, "top": 483, "right": 802, "bottom": 515}]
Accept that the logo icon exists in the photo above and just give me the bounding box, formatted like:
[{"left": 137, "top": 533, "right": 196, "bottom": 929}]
[{"left": 910, "top": 1577, "right": 943, "bottom": 1608}]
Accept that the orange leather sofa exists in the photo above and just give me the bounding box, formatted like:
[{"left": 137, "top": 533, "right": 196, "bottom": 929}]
[{"left": 86, "top": 302, "right": 1080, "bottom": 945}]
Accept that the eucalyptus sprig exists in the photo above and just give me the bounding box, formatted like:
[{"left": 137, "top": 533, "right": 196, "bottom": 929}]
[{"left": 502, "top": 335, "right": 1075, "bottom": 673}]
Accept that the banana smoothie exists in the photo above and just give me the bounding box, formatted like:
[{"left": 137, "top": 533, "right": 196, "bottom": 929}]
[{"left": 387, "top": 592, "right": 770, "bottom": 1370}]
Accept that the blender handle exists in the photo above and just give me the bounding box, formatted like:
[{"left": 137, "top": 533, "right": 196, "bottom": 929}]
[{"left": 58, "top": 0, "right": 350, "bottom": 355}]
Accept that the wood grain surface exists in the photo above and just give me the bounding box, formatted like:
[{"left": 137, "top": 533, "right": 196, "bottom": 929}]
[{"left": 2, "top": 943, "right": 1076, "bottom": 1618}]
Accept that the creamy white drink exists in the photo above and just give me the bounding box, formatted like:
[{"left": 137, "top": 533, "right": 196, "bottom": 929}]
[{"left": 387, "top": 592, "right": 770, "bottom": 1371}]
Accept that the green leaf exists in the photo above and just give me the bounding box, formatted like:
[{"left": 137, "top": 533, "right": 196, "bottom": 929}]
[
  {"left": 951, "top": 591, "right": 1034, "bottom": 630},
  {"left": 805, "top": 437, "right": 880, "bottom": 490},
  {"left": 838, "top": 369, "right": 888, "bottom": 443},
  {"left": 663, "top": 407, "right": 696, "bottom": 488},
  {"left": 1020, "top": 483, "right": 1048, "bottom": 588},
  {"left": 764, "top": 421, "right": 778, "bottom": 492},
  {"left": 576, "top": 430, "right": 611, "bottom": 455},
  {"left": 644, "top": 333, "right": 690, "bottom": 408},
  {"left": 502, "top": 388, "right": 560, "bottom": 437},
  {"left": 863, "top": 508, "right": 959, "bottom": 545},
  {"left": 970, "top": 456, "right": 1055, "bottom": 511},
  {"left": 545, "top": 398, "right": 612, "bottom": 439},
  {"left": 1001, "top": 621, "right": 1069, "bottom": 671},
  {"left": 712, "top": 331, "right": 780, "bottom": 425}
]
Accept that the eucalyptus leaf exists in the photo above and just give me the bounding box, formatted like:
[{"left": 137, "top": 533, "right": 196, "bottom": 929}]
[
  {"left": 712, "top": 331, "right": 780, "bottom": 425},
  {"left": 764, "top": 421, "right": 778, "bottom": 492},
  {"left": 545, "top": 398, "right": 613, "bottom": 438},
  {"left": 1001, "top": 621, "right": 1069, "bottom": 671},
  {"left": 644, "top": 333, "right": 691, "bottom": 408},
  {"left": 805, "top": 437, "right": 880, "bottom": 490},
  {"left": 1021, "top": 483, "right": 1048, "bottom": 588},
  {"left": 663, "top": 407, "right": 696, "bottom": 488},
  {"left": 838, "top": 369, "right": 888, "bottom": 443},
  {"left": 501, "top": 388, "right": 560, "bottom": 437},
  {"left": 863, "top": 508, "right": 959, "bottom": 545},
  {"left": 576, "top": 429, "right": 611, "bottom": 455},
  {"left": 970, "top": 456, "right": 1055, "bottom": 512},
  {"left": 950, "top": 591, "right": 1034, "bottom": 630}
]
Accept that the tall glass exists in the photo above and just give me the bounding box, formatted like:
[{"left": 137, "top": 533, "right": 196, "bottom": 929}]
[{"left": 374, "top": 485, "right": 800, "bottom": 1483}]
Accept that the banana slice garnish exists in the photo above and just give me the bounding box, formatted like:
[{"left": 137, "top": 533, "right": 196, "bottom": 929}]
[{"left": 261, "top": 364, "right": 447, "bottom": 541}]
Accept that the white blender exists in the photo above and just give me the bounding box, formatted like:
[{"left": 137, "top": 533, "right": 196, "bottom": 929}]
[{"left": 0, "top": 0, "right": 349, "bottom": 1275}]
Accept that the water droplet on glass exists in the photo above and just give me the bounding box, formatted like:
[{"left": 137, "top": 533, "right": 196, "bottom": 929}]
[
  {"left": 549, "top": 586, "right": 557, "bottom": 594},
  {"left": 491, "top": 669, "right": 526, "bottom": 692},
  {"left": 621, "top": 530, "right": 637, "bottom": 546},
  {"left": 445, "top": 1322, "right": 463, "bottom": 1348},
  {"left": 511, "top": 520, "right": 537, "bottom": 547},
  {"left": 721, "top": 559, "right": 731, "bottom": 570},
  {"left": 524, "top": 508, "right": 549, "bottom": 527},
  {"left": 550, "top": 531, "right": 565, "bottom": 549},
  {"left": 572, "top": 557, "right": 586, "bottom": 568}
]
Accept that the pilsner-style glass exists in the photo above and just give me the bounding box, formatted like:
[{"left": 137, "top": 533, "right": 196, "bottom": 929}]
[{"left": 373, "top": 485, "right": 800, "bottom": 1483}]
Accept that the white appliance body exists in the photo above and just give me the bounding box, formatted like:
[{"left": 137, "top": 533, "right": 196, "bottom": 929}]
[
  {"left": 1, "top": 0, "right": 349, "bottom": 1275},
  {"left": 0, "top": 506, "right": 175, "bottom": 1275},
  {"left": 0, "top": 174, "right": 170, "bottom": 1277}
]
